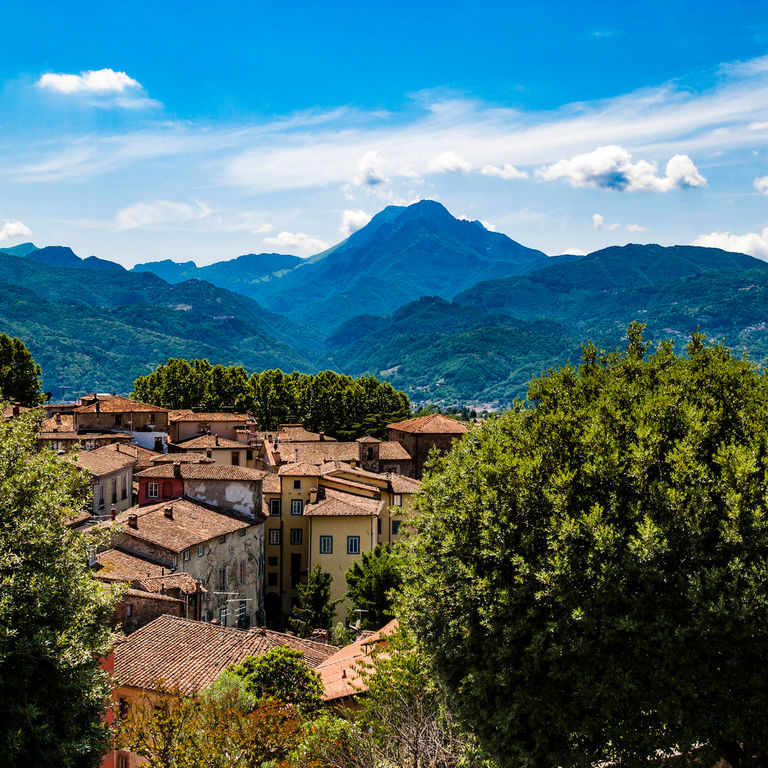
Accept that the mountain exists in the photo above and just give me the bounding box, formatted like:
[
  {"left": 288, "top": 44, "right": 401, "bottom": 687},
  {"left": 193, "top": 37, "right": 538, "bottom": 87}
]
[
  {"left": 0, "top": 242, "right": 39, "bottom": 257},
  {"left": 133, "top": 252, "right": 302, "bottom": 293},
  {"left": 0, "top": 249, "right": 318, "bottom": 399},
  {"left": 256, "top": 200, "right": 550, "bottom": 331}
]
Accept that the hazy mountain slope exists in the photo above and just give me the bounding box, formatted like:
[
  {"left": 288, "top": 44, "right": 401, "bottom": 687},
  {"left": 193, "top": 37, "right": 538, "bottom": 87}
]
[
  {"left": 0, "top": 242, "right": 39, "bottom": 257},
  {"left": 257, "top": 200, "right": 550, "bottom": 330}
]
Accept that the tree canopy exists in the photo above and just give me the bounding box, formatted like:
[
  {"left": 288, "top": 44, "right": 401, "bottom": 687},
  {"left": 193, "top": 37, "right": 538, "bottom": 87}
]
[
  {"left": 400, "top": 324, "right": 768, "bottom": 767},
  {"left": 0, "top": 406, "right": 118, "bottom": 765},
  {"left": 0, "top": 333, "right": 43, "bottom": 406},
  {"left": 132, "top": 360, "right": 410, "bottom": 439},
  {"left": 345, "top": 544, "right": 402, "bottom": 630},
  {"left": 290, "top": 563, "right": 337, "bottom": 638}
]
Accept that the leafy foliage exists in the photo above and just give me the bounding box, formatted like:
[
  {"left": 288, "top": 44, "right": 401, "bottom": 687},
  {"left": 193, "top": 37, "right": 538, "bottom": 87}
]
[
  {"left": 345, "top": 544, "right": 402, "bottom": 630},
  {"left": 133, "top": 361, "right": 410, "bottom": 439},
  {"left": 229, "top": 646, "right": 324, "bottom": 715},
  {"left": 400, "top": 323, "right": 768, "bottom": 767},
  {"left": 0, "top": 333, "right": 43, "bottom": 405},
  {"left": 0, "top": 407, "right": 119, "bottom": 766},
  {"left": 118, "top": 683, "right": 302, "bottom": 768},
  {"left": 289, "top": 564, "right": 337, "bottom": 638}
]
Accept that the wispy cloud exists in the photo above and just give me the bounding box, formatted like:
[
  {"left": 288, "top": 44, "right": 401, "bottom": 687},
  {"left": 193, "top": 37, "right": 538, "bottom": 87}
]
[
  {"left": 263, "top": 230, "right": 329, "bottom": 255},
  {"left": 339, "top": 209, "right": 372, "bottom": 236},
  {"left": 0, "top": 220, "right": 31, "bottom": 241},
  {"left": 480, "top": 163, "right": 528, "bottom": 180},
  {"left": 693, "top": 227, "right": 768, "bottom": 259},
  {"left": 427, "top": 151, "right": 471, "bottom": 173},
  {"left": 755, "top": 176, "right": 768, "bottom": 194},
  {"left": 114, "top": 200, "right": 212, "bottom": 231}
]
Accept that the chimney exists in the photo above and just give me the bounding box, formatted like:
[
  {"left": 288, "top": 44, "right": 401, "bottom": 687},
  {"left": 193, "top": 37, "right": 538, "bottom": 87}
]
[
  {"left": 173, "top": 462, "right": 182, "bottom": 478},
  {"left": 267, "top": 434, "right": 273, "bottom": 443},
  {"left": 319, "top": 431, "right": 325, "bottom": 441},
  {"left": 95, "top": 399, "right": 101, "bottom": 414},
  {"left": 206, "top": 449, "right": 212, "bottom": 459},
  {"left": 128, "top": 513, "right": 138, "bottom": 529},
  {"left": 294, "top": 448, "right": 299, "bottom": 462},
  {"left": 55, "top": 413, "right": 61, "bottom": 424},
  {"left": 110, "top": 505, "right": 117, "bottom": 521},
  {"left": 215, "top": 435, "right": 219, "bottom": 446},
  {"left": 164, "top": 505, "right": 173, "bottom": 519},
  {"left": 11, "top": 402, "right": 19, "bottom": 417},
  {"left": 309, "top": 489, "right": 318, "bottom": 504}
]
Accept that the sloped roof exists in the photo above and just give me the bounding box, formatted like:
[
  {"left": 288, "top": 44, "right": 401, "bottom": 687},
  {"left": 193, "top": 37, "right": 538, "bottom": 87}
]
[
  {"left": 262, "top": 473, "right": 281, "bottom": 494},
  {"left": 135, "top": 572, "right": 205, "bottom": 595},
  {"left": 386, "top": 413, "right": 468, "bottom": 434},
  {"left": 168, "top": 410, "right": 248, "bottom": 422},
  {"left": 76, "top": 444, "right": 135, "bottom": 476},
  {"left": 74, "top": 396, "right": 167, "bottom": 414},
  {"left": 304, "top": 487, "right": 384, "bottom": 517},
  {"left": 93, "top": 548, "right": 165, "bottom": 581},
  {"left": 135, "top": 464, "right": 266, "bottom": 481},
  {"left": 317, "top": 620, "right": 398, "bottom": 701},
  {"left": 173, "top": 434, "right": 247, "bottom": 450},
  {"left": 278, "top": 462, "right": 321, "bottom": 477},
  {"left": 355, "top": 435, "right": 380, "bottom": 443},
  {"left": 277, "top": 424, "right": 337, "bottom": 442},
  {"left": 378, "top": 442, "right": 412, "bottom": 460},
  {"left": 99, "top": 498, "right": 256, "bottom": 552},
  {"left": 114, "top": 614, "right": 337, "bottom": 694}
]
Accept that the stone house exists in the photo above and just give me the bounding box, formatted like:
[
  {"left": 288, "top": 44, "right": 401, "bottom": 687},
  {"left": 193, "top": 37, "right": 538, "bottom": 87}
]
[
  {"left": 386, "top": 413, "right": 468, "bottom": 478},
  {"left": 170, "top": 433, "right": 251, "bottom": 467},
  {"left": 167, "top": 411, "right": 250, "bottom": 444},
  {"left": 76, "top": 444, "right": 135, "bottom": 520}
]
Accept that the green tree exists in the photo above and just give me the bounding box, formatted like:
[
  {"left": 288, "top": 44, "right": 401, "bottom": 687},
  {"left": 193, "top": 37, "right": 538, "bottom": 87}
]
[
  {"left": 230, "top": 646, "right": 323, "bottom": 715},
  {"left": 0, "top": 333, "right": 43, "bottom": 406},
  {"left": 289, "top": 563, "right": 337, "bottom": 638},
  {"left": 345, "top": 544, "right": 402, "bottom": 630},
  {"left": 0, "top": 407, "right": 119, "bottom": 766},
  {"left": 400, "top": 323, "right": 768, "bottom": 768}
]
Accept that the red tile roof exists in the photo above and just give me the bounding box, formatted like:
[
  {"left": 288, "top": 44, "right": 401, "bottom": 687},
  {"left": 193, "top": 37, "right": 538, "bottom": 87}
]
[
  {"left": 74, "top": 396, "right": 168, "bottom": 414},
  {"left": 173, "top": 434, "right": 248, "bottom": 450},
  {"left": 168, "top": 410, "right": 249, "bottom": 423},
  {"left": 262, "top": 473, "right": 281, "bottom": 494},
  {"left": 135, "top": 573, "right": 205, "bottom": 595},
  {"left": 135, "top": 464, "right": 266, "bottom": 481},
  {"left": 317, "top": 620, "right": 398, "bottom": 701},
  {"left": 277, "top": 462, "right": 321, "bottom": 477},
  {"left": 304, "top": 488, "right": 384, "bottom": 517},
  {"left": 114, "top": 615, "right": 337, "bottom": 694},
  {"left": 75, "top": 444, "right": 136, "bottom": 476},
  {"left": 98, "top": 498, "right": 256, "bottom": 552},
  {"left": 93, "top": 548, "right": 166, "bottom": 582},
  {"left": 386, "top": 414, "right": 468, "bottom": 434}
]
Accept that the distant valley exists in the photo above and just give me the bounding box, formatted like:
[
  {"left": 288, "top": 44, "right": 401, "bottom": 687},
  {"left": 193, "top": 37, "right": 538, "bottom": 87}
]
[{"left": 3, "top": 199, "right": 768, "bottom": 406}]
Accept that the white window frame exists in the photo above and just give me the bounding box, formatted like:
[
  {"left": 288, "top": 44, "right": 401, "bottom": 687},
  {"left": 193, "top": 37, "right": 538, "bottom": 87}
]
[
  {"left": 319, "top": 535, "right": 333, "bottom": 554},
  {"left": 269, "top": 529, "right": 281, "bottom": 545},
  {"left": 290, "top": 528, "right": 302, "bottom": 546},
  {"left": 291, "top": 499, "right": 303, "bottom": 516},
  {"left": 270, "top": 499, "right": 281, "bottom": 516},
  {"left": 147, "top": 481, "right": 159, "bottom": 498},
  {"left": 183, "top": 549, "right": 190, "bottom": 561},
  {"left": 197, "top": 544, "right": 204, "bottom": 557},
  {"left": 347, "top": 536, "right": 360, "bottom": 555}
]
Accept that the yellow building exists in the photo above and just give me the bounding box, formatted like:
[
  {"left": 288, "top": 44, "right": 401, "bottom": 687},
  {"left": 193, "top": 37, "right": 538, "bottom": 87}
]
[{"left": 262, "top": 461, "right": 420, "bottom": 628}]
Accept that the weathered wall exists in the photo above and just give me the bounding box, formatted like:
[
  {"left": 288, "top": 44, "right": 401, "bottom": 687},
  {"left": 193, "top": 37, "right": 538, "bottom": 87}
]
[{"left": 184, "top": 479, "right": 260, "bottom": 518}]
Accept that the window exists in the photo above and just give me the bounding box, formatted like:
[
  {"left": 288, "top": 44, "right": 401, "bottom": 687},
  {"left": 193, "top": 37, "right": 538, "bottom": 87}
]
[
  {"left": 268, "top": 572, "right": 278, "bottom": 586},
  {"left": 269, "top": 529, "right": 281, "bottom": 545},
  {"left": 148, "top": 481, "right": 159, "bottom": 498},
  {"left": 290, "top": 553, "right": 301, "bottom": 588},
  {"left": 198, "top": 544, "right": 204, "bottom": 557},
  {"left": 392, "top": 520, "right": 401, "bottom": 535},
  {"left": 219, "top": 535, "right": 226, "bottom": 544},
  {"left": 111, "top": 479, "right": 117, "bottom": 504},
  {"left": 290, "top": 528, "right": 302, "bottom": 546},
  {"left": 319, "top": 535, "right": 333, "bottom": 554},
  {"left": 218, "top": 567, "right": 227, "bottom": 591},
  {"left": 219, "top": 607, "right": 227, "bottom": 627},
  {"left": 114, "top": 414, "right": 122, "bottom": 427},
  {"left": 291, "top": 499, "right": 303, "bottom": 516},
  {"left": 367, "top": 447, "right": 374, "bottom": 460},
  {"left": 173, "top": 555, "right": 178, "bottom": 567},
  {"left": 125, "top": 604, "right": 133, "bottom": 617},
  {"left": 268, "top": 555, "right": 279, "bottom": 566},
  {"left": 98, "top": 484, "right": 104, "bottom": 509},
  {"left": 377, "top": 519, "right": 382, "bottom": 535},
  {"left": 347, "top": 536, "right": 360, "bottom": 555},
  {"left": 240, "top": 560, "right": 246, "bottom": 582},
  {"left": 121, "top": 475, "right": 127, "bottom": 500},
  {"left": 246, "top": 449, "right": 253, "bottom": 461},
  {"left": 183, "top": 549, "right": 190, "bottom": 561},
  {"left": 231, "top": 451, "right": 240, "bottom": 466},
  {"left": 393, "top": 494, "right": 402, "bottom": 506},
  {"left": 117, "top": 754, "right": 129, "bottom": 768},
  {"left": 269, "top": 499, "right": 281, "bottom": 516},
  {"left": 293, "top": 479, "right": 301, "bottom": 490},
  {"left": 239, "top": 528, "right": 246, "bottom": 536}
]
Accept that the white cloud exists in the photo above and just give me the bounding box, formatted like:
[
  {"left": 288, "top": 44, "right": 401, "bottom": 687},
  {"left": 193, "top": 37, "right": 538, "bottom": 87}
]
[
  {"left": 114, "top": 200, "right": 212, "bottom": 231},
  {"left": 749, "top": 121, "right": 768, "bottom": 130},
  {"left": 352, "top": 151, "right": 388, "bottom": 186},
  {"left": 626, "top": 223, "right": 646, "bottom": 232},
  {"left": 0, "top": 220, "right": 31, "bottom": 241},
  {"left": 592, "top": 213, "right": 620, "bottom": 231},
  {"left": 38, "top": 68, "right": 140, "bottom": 94},
  {"left": 480, "top": 163, "right": 528, "bottom": 180},
  {"left": 263, "top": 230, "right": 329, "bottom": 256},
  {"left": 693, "top": 228, "right": 768, "bottom": 259},
  {"left": 537, "top": 145, "right": 706, "bottom": 192},
  {"left": 562, "top": 248, "right": 586, "bottom": 256},
  {"left": 427, "top": 151, "right": 471, "bottom": 174},
  {"left": 755, "top": 176, "right": 768, "bottom": 194},
  {"left": 480, "top": 220, "right": 496, "bottom": 231},
  {"left": 339, "top": 209, "right": 372, "bottom": 237}
]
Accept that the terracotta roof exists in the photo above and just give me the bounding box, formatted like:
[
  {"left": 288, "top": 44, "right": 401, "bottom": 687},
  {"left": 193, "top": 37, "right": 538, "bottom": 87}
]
[
  {"left": 150, "top": 453, "right": 215, "bottom": 465},
  {"left": 386, "top": 414, "right": 468, "bottom": 435},
  {"left": 168, "top": 410, "right": 249, "bottom": 423},
  {"left": 173, "top": 434, "right": 248, "bottom": 451},
  {"left": 276, "top": 424, "right": 337, "bottom": 442},
  {"left": 388, "top": 474, "right": 421, "bottom": 494},
  {"left": 122, "top": 587, "right": 185, "bottom": 605},
  {"left": 378, "top": 442, "right": 413, "bottom": 460},
  {"left": 320, "top": 476, "right": 381, "bottom": 495},
  {"left": 135, "top": 464, "right": 266, "bottom": 481},
  {"left": 1, "top": 403, "right": 31, "bottom": 420},
  {"left": 278, "top": 462, "right": 321, "bottom": 477},
  {"left": 74, "top": 396, "right": 168, "bottom": 414},
  {"left": 40, "top": 431, "right": 133, "bottom": 443},
  {"left": 93, "top": 548, "right": 165, "bottom": 581},
  {"left": 135, "top": 572, "right": 205, "bottom": 595},
  {"left": 42, "top": 413, "right": 74, "bottom": 431},
  {"left": 317, "top": 620, "right": 398, "bottom": 701},
  {"left": 76, "top": 444, "right": 135, "bottom": 476},
  {"left": 304, "top": 488, "right": 384, "bottom": 517},
  {"left": 99, "top": 498, "right": 256, "bottom": 552},
  {"left": 114, "top": 614, "right": 336, "bottom": 694},
  {"left": 324, "top": 465, "right": 421, "bottom": 495},
  {"left": 356, "top": 435, "right": 380, "bottom": 443},
  {"left": 262, "top": 473, "right": 281, "bottom": 494},
  {"left": 66, "top": 510, "right": 93, "bottom": 528}
]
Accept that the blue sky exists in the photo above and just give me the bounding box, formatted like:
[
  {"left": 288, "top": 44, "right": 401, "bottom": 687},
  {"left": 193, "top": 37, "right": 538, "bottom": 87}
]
[{"left": 1, "top": 0, "right": 768, "bottom": 266}]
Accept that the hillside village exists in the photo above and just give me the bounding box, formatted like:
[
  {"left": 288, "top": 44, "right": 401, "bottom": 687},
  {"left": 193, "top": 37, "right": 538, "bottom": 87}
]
[{"left": 4, "top": 391, "right": 469, "bottom": 764}]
